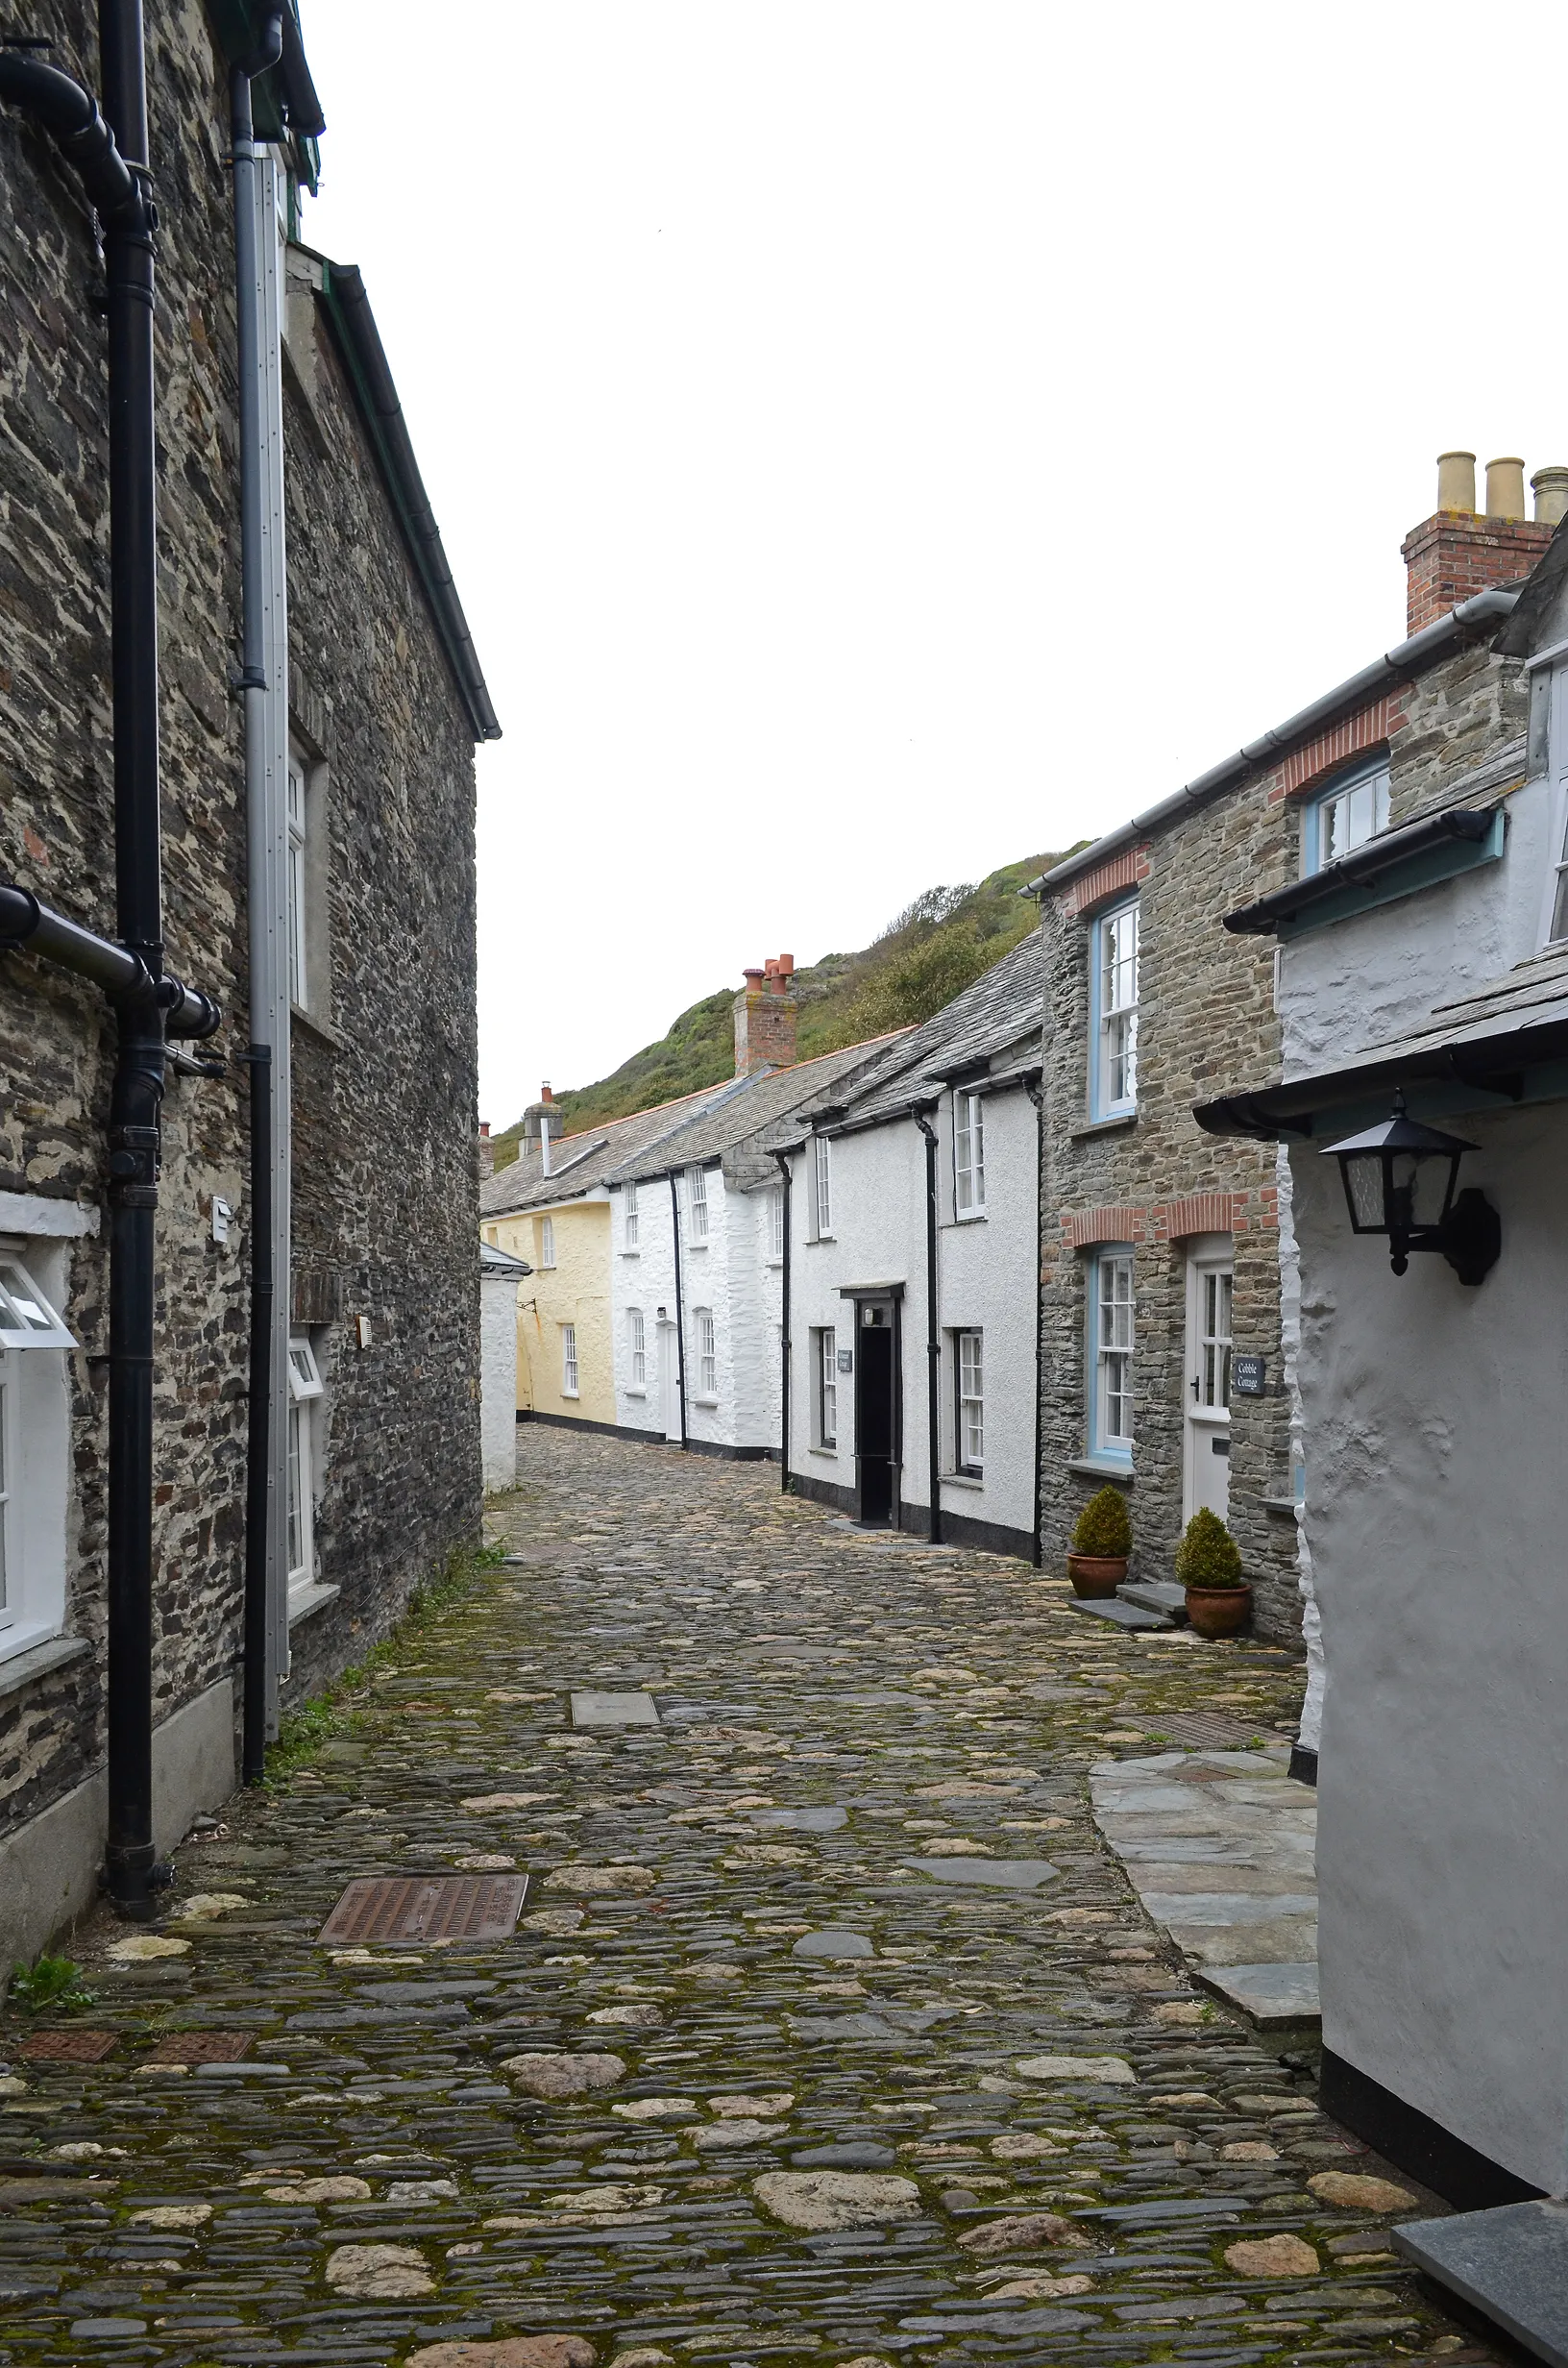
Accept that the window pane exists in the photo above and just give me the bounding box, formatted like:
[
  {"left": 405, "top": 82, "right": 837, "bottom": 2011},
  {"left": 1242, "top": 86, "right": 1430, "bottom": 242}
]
[
  {"left": 286, "top": 1402, "right": 304, "bottom": 1576},
  {"left": 0, "top": 1379, "right": 8, "bottom": 1614},
  {"left": 815, "top": 1137, "right": 832, "bottom": 1233}
]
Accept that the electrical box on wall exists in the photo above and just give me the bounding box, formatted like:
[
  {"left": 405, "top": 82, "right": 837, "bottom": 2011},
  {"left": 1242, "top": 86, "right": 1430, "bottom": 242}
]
[
  {"left": 211, "top": 1196, "right": 232, "bottom": 1246},
  {"left": 355, "top": 1314, "right": 373, "bottom": 1349}
]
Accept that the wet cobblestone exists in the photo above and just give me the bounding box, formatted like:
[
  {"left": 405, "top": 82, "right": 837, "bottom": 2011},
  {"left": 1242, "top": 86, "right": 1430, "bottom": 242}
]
[{"left": 0, "top": 1430, "right": 1499, "bottom": 2368}]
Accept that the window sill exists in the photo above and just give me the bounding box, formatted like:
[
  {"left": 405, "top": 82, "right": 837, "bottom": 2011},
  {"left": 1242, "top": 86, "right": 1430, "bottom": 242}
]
[
  {"left": 807, "top": 1233, "right": 835, "bottom": 1246},
  {"left": 808, "top": 1444, "right": 839, "bottom": 1458},
  {"left": 942, "top": 1470, "right": 985, "bottom": 1492},
  {"left": 291, "top": 1003, "right": 346, "bottom": 1052},
  {"left": 0, "top": 1633, "right": 91, "bottom": 1701},
  {"left": 952, "top": 1210, "right": 987, "bottom": 1225},
  {"left": 692, "top": 1394, "right": 720, "bottom": 1409},
  {"left": 561, "top": 1390, "right": 580, "bottom": 1400},
  {"left": 1262, "top": 1494, "right": 1301, "bottom": 1516},
  {"left": 1068, "top": 1454, "right": 1135, "bottom": 1480},
  {"left": 687, "top": 1239, "right": 710, "bottom": 1250},
  {"left": 625, "top": 1386, "right": 647, "bottom": 1399},
  {"left": 1072, "top": 1113, "right": 1138, "bottom": 1141},
  {"left": 620, "top": 1247, "right": 641, "bottom": 1258},
  {"left": 287, "top": 1579, "right": 341, "bottom": 1630}
]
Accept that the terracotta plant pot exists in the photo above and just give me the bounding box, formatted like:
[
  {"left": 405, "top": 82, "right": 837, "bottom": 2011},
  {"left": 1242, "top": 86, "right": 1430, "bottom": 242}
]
[
  {"left": 1184, "top": 1583, "right": 1252, "bottom": 1639},
  {"left": 1066, "top": 1552, "right": 1127, "bottom": 1599}
]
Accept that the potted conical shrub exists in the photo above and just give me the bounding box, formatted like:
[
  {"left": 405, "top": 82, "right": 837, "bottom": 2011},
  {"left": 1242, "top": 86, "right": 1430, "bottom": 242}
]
[
  {"left": 1066, "top": 1486, "right": 1131, "bottom": 1597},
  {"left": 1176, "top": 1507, "right": 1251, "bottom": 1638}
]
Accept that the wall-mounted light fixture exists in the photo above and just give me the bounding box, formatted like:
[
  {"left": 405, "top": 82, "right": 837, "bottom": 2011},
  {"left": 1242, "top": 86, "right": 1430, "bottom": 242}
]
[{"left": 1321, "top": 1090, "right": 1500, "bottom": 1284}]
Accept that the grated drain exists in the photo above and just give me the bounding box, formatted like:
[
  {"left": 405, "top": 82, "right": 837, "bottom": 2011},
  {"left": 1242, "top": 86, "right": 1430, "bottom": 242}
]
[
  {"left": 316, "top": 1872, "right": 528, "bottom": 1946},
  {"left": 1139, "top": 1712, "right": 1286, "bottom": 1749},
  {"left": 145, "top": 2030, "right": 254, "bottom": 2064},
  {"left": 18, "top": 2029, "right": 119, "bottom": 2062}
]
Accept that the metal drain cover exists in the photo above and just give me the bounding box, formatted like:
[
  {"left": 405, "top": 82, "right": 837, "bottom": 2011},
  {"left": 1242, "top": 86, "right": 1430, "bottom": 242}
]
[
  {"left": 18, "top": 2029, "right": 119, "bottom": 2062},
  {"left": 145, "top": 2030, "right": 254, "bottom": 2064},
  {"left": 317, "top": 1873, "right": 528, "bottom": 1947},
  {"left": 1142, "top": 1713, "right": 1283, "bottom": 1749}
]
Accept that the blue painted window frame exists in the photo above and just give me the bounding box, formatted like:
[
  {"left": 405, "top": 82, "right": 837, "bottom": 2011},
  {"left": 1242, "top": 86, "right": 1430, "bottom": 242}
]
[
  {"left": 1088, "top": 897, "right": 1139, "bottom": 1121},
  {"left": 1301, "top": 753, "right": 1391, "bottom": 876},
  {"left": 1085, "top": 1246, "right": 1136, "bottom": 1467}
]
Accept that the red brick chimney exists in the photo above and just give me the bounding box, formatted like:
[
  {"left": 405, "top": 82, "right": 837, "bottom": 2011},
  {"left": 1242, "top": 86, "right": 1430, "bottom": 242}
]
[
  {"left": 478, "top": 1119, "right": 494, "bottom": 1179},
  {"left": 1402, "top": 451, "right": 1559, "bottom": 636},
  {"left": 733, "top": 954, "right": 798, "bottom": 1076}
]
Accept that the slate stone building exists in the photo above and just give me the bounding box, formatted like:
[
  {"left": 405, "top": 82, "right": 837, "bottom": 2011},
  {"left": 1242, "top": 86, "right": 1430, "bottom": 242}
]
[
  {"left": 1033, "top": 456, "right": 1556, "bottom": 1649},
  {"left": 0, "top": 0, "right": 496, "bottom": 1961}
]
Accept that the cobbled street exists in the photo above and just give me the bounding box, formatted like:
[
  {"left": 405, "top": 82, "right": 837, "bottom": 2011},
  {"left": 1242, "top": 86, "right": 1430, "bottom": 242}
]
[{"left": 0, "top": 1432, "right": 1496, "bottom": 2368}]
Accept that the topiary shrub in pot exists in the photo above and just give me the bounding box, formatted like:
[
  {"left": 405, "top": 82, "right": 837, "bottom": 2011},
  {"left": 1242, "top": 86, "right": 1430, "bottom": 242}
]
[
  {"left": 1066, "top": 1486, "right": 1132, "bottom": 1598},
  {"left": 1175, "top": 1506, "right": 1251, "bottom": 1638}
]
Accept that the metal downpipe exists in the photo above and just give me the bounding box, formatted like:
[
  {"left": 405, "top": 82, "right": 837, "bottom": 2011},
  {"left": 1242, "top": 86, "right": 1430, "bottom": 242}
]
[
  {"left": 772, "top": 1150, "right": 792, "bottom": 1492},
  {"left": 913, "top": 1113, "right": 942, "bottom": 1545},
  {"left": 669, "top": 1172, "right": 688, "bottom": 1450}
]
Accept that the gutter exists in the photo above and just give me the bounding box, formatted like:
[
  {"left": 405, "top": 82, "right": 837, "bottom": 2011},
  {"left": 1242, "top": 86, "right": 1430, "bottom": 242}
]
[
  {"left": 1223, "top": 807, "right": 1498, "bottom": 936},
  {"left": 314, "top": 260, "right": 501, "bottom": 743},
  {"left": 1025, "top": 588, "right": 1522, "bottom": 899}
]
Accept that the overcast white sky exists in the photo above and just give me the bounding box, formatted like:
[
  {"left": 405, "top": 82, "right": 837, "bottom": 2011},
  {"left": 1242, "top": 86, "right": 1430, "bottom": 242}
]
[{"left": 300, "top": 1, "right": 1568, "bottom": 1129}]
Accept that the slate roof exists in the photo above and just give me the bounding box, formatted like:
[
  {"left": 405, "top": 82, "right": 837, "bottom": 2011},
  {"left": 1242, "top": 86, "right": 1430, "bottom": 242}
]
[
  {"left": 603, "top": 1033, "right": 914, "bottom": 1196},
  {"left": 751, "top": 929, "right": 1045, "bottom": 1148},
  {"left": 479, "top": 1080, "right": 732, "bottom": 1221}
]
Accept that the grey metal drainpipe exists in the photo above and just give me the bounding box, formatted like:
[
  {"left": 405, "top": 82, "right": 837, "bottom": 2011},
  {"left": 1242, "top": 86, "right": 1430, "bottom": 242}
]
[
  {"left": 1024, "top": 1073, "right": 1045, "bottom": 1568},
  {"left": 668, "top": 1172, "right": 688, "bottom": 1450},
  {"left": 772, "top": 1149, "right": 792, "bottom": 1493},
  {"left": 912, "top": 1111, "right": 943, "bottom": 1545}
]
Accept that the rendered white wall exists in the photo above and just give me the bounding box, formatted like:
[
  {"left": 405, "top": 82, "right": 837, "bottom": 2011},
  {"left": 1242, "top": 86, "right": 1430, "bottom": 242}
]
[
  {"left": 1291, "top": 1107, "right": 1568, "bottom": 2192},
  {"left": 478, "top": 1272, "right": 520, "bottom": 1491},
  {"left": 610, "top": 1180, "right": 677, "bottom": 1437}
]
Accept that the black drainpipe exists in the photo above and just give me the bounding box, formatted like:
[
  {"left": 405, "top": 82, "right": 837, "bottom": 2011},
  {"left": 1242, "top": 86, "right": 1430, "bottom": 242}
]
[
  {"left": 668, "top": 1173, "right": 688, "bottom": 1450},
  {"left": 1024, "top": 1073, "right": 1045, "bottom": 1568},
  {"left": 230, "top": 12, "right": 283, "bottom": 1790},
  {"left": 912, "top": 1109, "right": 943, "bottom": 1545},
  {"left": 0, "top": 12, "right": 222, "bottom": 1920},
  {"left": 772, "top": 1149, "right": 792, "bottom": 1492}
]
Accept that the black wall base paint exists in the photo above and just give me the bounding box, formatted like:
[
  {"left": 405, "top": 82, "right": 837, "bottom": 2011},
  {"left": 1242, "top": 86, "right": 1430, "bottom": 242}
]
[
  {"left": 788, "top": 1468, "right": 1034, "bottom": 1561},
  {"left": 1318, "top": 2049, "right": 1543, "bottom": 2213},
  {"left": 517, "top": 1409, "right": 777, "bottom": 1461}
]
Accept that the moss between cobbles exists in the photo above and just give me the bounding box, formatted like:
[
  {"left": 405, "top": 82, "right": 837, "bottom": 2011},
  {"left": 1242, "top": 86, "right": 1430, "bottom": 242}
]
[{"left": 263, "top": 1539, "right": 506, "bottom": 1788}]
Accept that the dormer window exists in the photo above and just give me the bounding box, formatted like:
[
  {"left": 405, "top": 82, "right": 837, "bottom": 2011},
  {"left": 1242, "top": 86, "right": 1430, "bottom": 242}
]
[{"left": 1303, "top": 756, "right": 1390, "bottom": 876}]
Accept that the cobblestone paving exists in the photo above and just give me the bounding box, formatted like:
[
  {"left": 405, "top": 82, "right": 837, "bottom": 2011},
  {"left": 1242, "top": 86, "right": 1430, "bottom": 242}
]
[{"left": 0, "top": 1430, "right": 1499, "bottom": 2368}]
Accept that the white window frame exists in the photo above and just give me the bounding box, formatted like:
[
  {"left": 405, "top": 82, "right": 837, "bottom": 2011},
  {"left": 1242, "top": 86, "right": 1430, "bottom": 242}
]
[
  {"left": 1090, "top": 899, "right": 1139, "bottom": 1120},
  {"left": 694, "top": 1306, "right": 718, "bottom": 1399},
  {"left": 1301, "top": 755, "right": 1390, "bottom": 876},
  {"left": 956, "top": 1328, "right": 984, "bottom": 1471},
  {"left": 625, "top": 1180, "right": 640, "bottom": 1251},
  {"left": 816, "top": 1325, "right": 838, "bottom": 1449},
  {"left": 1090, "top": 1248, "right": 1135, "bottom": 1463},
  {"left": 286, "top": 747, "right": 308, "bottom": 1011},
  {"left": 561, "top": 1322, "right": 579, "bottom": 1397},
  {"left": 768, "top": 1184, "right": 784, "bottom": 1263},
  {"left": 814, "top": 1134, "right": 833, "bottom": 1237},
  {"left": 627, "top": 1306, "right": 647, "bottom": 1392},
  {"left": 285, "top": 1333, "right": 324, "bottom": 1602},
  {"left": 0, "top": 1244, "right": 76, "bottom": 1661},
  {"left": 538, "top": 1214, "right": 556, "bottom": 1270},
  {"left": 954, "top": 1090, "right": 986, "bottom": 1219},
  {"left": 688, "top": 1164, "right": 709, "bottom": 1244}
]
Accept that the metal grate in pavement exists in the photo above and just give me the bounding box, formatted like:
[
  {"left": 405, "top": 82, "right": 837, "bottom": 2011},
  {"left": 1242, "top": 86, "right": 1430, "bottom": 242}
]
[
  {"left": 145, "top": 2030, "right": 254, "bottom": 2064},
  {"left": 1138, "top": 1711, "right": 1285, "bottom": 1749},
  {"left": 316, "top": 1872, "right": 528, "bottom": 1946},
  {"left": 18, "top": 2029, "right": 119, "bottom": 2062}
]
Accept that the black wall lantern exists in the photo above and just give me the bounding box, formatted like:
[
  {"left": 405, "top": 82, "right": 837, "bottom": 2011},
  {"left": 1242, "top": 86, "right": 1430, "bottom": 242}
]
[{"left": 1322, "top": 1090, "right": 1500, "bottom": 1284}]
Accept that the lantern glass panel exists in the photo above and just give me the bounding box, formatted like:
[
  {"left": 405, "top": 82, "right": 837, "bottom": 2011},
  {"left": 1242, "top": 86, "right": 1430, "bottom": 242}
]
[{"left": 1345, "top": 1155, "right": 1387, "bottom": 1231}]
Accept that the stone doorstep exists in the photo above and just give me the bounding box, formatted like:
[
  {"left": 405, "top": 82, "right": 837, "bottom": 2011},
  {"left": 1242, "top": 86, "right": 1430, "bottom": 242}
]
[
  {"left": 1192, "top": 1961, "right": 1321, "bottom": 2027},
  {"left": 1067, "top": 1597, "right": 1173, "bottom": 1632},
  {"left": 1117, "top": 1579, "right": 1188, "bottom": 1621},
  {"left": 1394, "top": 2200, "right": 1568, "bottom": 2368}
]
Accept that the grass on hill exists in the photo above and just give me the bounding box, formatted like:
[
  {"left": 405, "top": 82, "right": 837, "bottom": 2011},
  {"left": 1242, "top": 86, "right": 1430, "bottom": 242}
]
[{"left": 492, "top": 849, "right": 1073, "bottom": 1165}]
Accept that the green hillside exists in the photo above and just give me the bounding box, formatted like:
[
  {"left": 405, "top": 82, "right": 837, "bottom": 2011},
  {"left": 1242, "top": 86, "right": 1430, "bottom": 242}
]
[{"left": 492, "top": 850, "right": 1073, "bottom": 1169}]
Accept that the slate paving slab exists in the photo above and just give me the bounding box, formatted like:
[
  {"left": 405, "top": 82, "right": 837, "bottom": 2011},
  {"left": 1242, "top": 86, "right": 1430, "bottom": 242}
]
[{"left": 0, "top": 1427, "right": 1497, "bottom": 2368}]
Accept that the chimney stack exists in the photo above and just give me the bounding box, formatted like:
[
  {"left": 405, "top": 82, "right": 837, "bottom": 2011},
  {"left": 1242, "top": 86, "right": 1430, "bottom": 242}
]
[
  {"left": 733, "top": 954, "right": 799, "bottom": 1076},
  {"left": 1401, "top": 448, "right": 1558, "bottom": 635},
  {"left": 522, "top": 1080, "right": 565, "bottom": 1176},
  {"left": 478, "top": 1119, "right": 494, "bottom": 1179}
]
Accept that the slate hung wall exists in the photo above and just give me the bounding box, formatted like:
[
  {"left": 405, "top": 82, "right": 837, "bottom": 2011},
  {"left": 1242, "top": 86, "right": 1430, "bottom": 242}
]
[{"left": 0, "top": 0, "right": 484, "bottom": 1929}]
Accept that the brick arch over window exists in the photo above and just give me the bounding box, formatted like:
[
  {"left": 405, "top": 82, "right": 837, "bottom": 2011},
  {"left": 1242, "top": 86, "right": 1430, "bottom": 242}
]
[{"left": 1061, "top": 1187, "right": 1278, "bottom": 1253}]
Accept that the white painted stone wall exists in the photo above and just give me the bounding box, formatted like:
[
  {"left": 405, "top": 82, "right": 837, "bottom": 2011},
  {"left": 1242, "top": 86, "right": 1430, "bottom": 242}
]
[
  {"left": 786, "top": 1085, "right": 1039, "bottom": 1546},
  {"left": 609, "top": 1168, "right": 782, "bottom": 1453},
  {"left": 479, "top": 1270, "right": 522, "bottom": 1491},
  {"left": 1290, "top": 1103, "right": 1568, "bottom": 2192}
]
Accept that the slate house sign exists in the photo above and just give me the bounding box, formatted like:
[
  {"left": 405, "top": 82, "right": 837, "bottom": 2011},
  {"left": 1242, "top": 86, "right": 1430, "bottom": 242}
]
[{"left": 1232, "top": 1354, "right": 1267, "bottom": 1397}]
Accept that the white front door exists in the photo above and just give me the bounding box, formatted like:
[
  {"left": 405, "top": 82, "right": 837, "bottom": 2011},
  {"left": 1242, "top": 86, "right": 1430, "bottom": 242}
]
[
  {"left": 658, "top": 1320, "right": 681, "bottom": 1442},
  {"left": 1183, "top": 1239, "right": 1232, "bottom": 1522}
]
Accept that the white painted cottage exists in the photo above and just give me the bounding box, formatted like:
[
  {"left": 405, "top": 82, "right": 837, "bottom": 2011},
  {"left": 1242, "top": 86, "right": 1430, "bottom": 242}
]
[
  {"left": 1196, "top": 499, "right": 1568, "bottom": 2278},
  {"left": 773, "top": 932, "right": 1043, "bottom": 1556}
]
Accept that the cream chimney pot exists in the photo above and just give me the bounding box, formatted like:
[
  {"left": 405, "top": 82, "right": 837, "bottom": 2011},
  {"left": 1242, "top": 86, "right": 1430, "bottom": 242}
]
[
  {"left": 1531, "top": 466, "right": 1568, "bottom": 529},
  {"left": 1436, "top": 451, "right": 1476, "bottom": 513},
  {"left": 1485, "top": 456, "right": 1527, "bottom": 521}
]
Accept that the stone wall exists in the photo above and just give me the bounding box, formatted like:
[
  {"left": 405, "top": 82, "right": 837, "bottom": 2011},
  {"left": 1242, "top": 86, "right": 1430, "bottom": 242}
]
[{"left": 0, "top": 0, "right": 482, "bottom": 1862}]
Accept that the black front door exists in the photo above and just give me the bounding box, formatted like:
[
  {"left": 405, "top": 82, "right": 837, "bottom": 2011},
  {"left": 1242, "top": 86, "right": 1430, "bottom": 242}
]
[{"left": 854, "top": 1300, "right": 897, "bottom": 1525}]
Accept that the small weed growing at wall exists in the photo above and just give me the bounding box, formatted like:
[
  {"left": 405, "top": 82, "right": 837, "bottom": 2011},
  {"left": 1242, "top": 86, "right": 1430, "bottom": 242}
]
[
  {"left": 263, "top": 1539, "right": 505, "bottom": 1788},
  {"left": 1175, "top": 1507, "right": 1245, "bottom": 1589},
  {"left": 8, "top": 1955, "right": 97, "bottom": 2014},
  {"left": 1071, "top": 1486, "right": 1132, "bottom": 1558}
]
